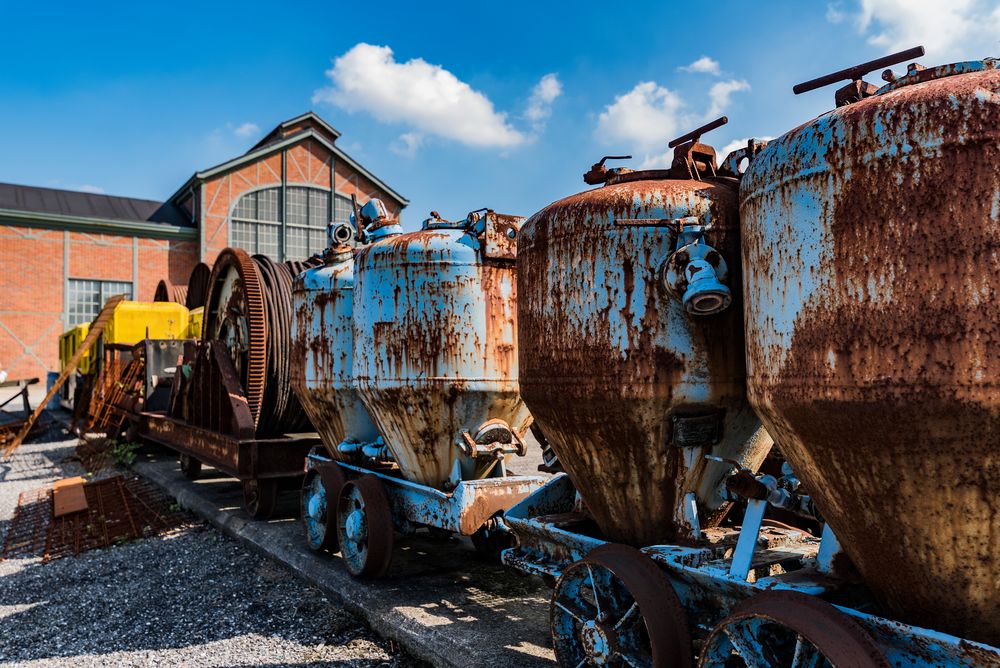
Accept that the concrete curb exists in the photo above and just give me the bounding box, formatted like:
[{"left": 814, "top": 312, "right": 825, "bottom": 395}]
[{"left": 132, "top": 459, "right": 551, "bottom": 668}]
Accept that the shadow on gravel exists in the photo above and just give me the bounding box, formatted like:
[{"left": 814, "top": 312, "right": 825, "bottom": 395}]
[{"left": 0, "top": 528, "right": 421, "bottom": 666}]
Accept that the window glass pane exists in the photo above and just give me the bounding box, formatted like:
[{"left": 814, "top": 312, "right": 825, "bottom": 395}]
[
  {"left": 334, "top": 195, "right": 354, "bottom": 224},
  {"left": 308, "top": 190, "right": 330, "bottom": 228},
  {"left": 309, "top": 230, "right": 326, "bottom": 255},
  {"left": 287, "top": 187, "right": 308, "bottom": 227},
  {"left": 232, "top": 221, "right": 255, "bottom": 253},
  {"left": 257, "top": 223, "right": 280, "bottom": 258},
  {"left": 233, "top": 192, "right": 256, "bottom": 220},
  {"left": 67, "top": 279, "right": 132, "bottom": 326},
  {"left": 257, "top": 188, "right": 280, "bottom": 222},
  {"left": 285, "top": 228, "right": 309, "bottom": 260}
]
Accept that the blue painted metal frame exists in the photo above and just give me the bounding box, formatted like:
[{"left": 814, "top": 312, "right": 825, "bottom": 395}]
[
  {"left": 501, "top": 474, "right": 1000, "bottom": 666},
  {"left": 307, "top": 452, "right": 546, "bottom": 536}
]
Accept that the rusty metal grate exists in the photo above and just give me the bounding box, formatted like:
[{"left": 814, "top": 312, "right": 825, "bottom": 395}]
[{"left": 2, "top": 474, "right": 190, "bottom": 561}]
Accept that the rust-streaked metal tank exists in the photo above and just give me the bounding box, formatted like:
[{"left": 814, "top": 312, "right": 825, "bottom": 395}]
[
  {"left": 518, "top": 121, "right": 772, "bottom": 546},
  {"left": 353, "top": 209, "right": 532, "bottom": 489},
  {"left": 741, "top": 56, "right": 1000, "bottom": 644},
  {"left": 291, "top": 241, "right": 380, "bottom": 459}
]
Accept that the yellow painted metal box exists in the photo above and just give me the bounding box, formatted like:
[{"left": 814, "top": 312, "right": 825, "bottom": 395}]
[
  {"left": 104, "top": 301, "right": 190, "bottom": 345},
  {"left": 59, "top": 324, "right": 93, "bottom": 375},
  {"left": 187, "top": 306, "right": 204, "bottom": 339}
]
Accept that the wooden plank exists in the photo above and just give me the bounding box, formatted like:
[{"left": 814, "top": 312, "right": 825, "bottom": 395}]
[
  {"left": 52, "top": 476, "right": 89, "bottom": 516},
  {"left": 2, "top": 294, "right": 125, "bottom": 460}
]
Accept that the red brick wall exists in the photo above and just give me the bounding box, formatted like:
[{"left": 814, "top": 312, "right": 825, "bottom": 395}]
[
  {"left": 0, "top": 224, "right": 197, "bottom": 380},
  {"left": 0, "top": 132, "right": 400, "bottom": 380}
]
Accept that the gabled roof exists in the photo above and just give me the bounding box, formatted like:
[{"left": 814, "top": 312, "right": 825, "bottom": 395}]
[
  {"left": 249, "top": 111, "right": 341, "bottom": 151},
  {"left": 169, "top": 112, "right": 408, "bottom": 208},
  {"left": 0, "top": 183, "right": 196, "bottom": 240}
]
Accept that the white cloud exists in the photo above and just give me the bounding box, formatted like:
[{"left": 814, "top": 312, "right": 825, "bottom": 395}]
[
  {"left": 525, "top": 73, "right": 563, "bottom": 129},
  {"left": 596, "top": 75, "right": 751, "bottom": 169},
  {"left": 77, "top": 184, "right": 105, "bottom": 194},
  {"left": 716, "top": 136, "right": 776, "bottom": 164},
  {"left": 597, "top": 81, "right": 689, "bottom": 151},
  {"left": 826, "top": 2, "right": 846, "bottom": 23},
  {"left": 707, "top": 79, "right": 751, "bottom": 118},
  {"left": 313, "top": 43, "right": 525, "bottom": 150},
  {"left": 832, "top": 0, "right": 1000, "bottom": 60},
  {"left": 679, "top": 56, "right": 721, "bottom": 76},
  {"left": 232, "top": 122, "right": 259, "bottom": 138},
  {"left": 391, "top": 132, "right": 424, "bottom": 158}
]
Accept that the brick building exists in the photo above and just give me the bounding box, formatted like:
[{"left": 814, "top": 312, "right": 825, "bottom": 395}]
[{"left": 0, "top": 111, "right": 407, "bottom": 380}]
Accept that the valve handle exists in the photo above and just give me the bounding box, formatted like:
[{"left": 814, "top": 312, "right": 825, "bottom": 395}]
[
  {"left": 595, "top": 154, "right": 632, "bottom": 167},
  {"left": 668, "top": 116, "right": 728, "bottom": 148},
  {"left": 793, "top": 45, "right": 925, "bottom": 94}
]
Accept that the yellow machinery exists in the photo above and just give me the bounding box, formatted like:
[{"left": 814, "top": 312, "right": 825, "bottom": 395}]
[
  {"left": 187, "top": 306, "right": 203, "bottom": 339},
  {"left": 58, "top": 301, "right": 192, "bottom": 410},
  {"left": 59, "top": 324, "right": 93, "bottom": 375},
  {"left": 103, "top": 301, "right": 189, "bottom": 344}
]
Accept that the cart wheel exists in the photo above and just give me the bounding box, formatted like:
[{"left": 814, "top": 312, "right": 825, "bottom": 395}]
[
  {"left": 698, "top": 590, "right": 888, "bottom": 668},
  {"left": 243, "top": 478, "right": 279, "bottom": 519},
  {"left": 336, "top": 475, "right": 394, "bottom": 578},
  {"left": 471, "top": 516, "right": 515, "bottom": 562},
  {"left": 551, "top": 544, "right": 690, "bottom": 668},
  {"left": 301, "top": 464, "right": 345, "bottom": 552},
  {"left": 179, "top": 454, "right": 202, "bottom": 480}
]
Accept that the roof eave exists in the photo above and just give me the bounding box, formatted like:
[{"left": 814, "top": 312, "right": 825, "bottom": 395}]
[{"left": 0, "top": 208, "right": 198, "bottom": 241}]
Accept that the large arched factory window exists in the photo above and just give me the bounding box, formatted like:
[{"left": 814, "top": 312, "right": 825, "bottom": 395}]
[
  {"left": 285, "top": 186, "right": 330, "bottom": 259},
  {"left": 231, "top": 188, "right": 281, "bottom": 257},
  {"left": 230, "top": 186, "right": 363, "bottom": 260}
]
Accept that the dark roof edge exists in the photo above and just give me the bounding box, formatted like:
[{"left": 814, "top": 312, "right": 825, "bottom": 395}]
[
  {"left": 168, "top": 128, "right": 408, "bottom": 208},
  {"left": 280, "top": 111, "right": 341, "bottom": 139},
  {"left": 0, "top": 208, "right": 198, "bottom": 241}
]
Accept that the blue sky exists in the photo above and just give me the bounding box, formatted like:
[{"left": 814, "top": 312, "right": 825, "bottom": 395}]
[{"left": 2, "top": 1, "right": 998, "bottom": 229}]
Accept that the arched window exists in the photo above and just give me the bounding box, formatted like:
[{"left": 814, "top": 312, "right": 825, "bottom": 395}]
[
  {"left": 230, "top": 187, "right": 365, "bottom": 260},
  {"left": 231, "top": 187, "right": 281, "bottom": 257}
]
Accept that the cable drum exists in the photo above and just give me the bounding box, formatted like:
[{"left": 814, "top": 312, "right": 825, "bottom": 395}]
[
  {"left": 203, "top": 248, "right": 318, "bottom": 436},
  {"left": 252, "top": 254, "right": 315, "bottom": 434},
  {"left": 185, "top": 262, "right": 211, "bottom": 310},
  {"left": 153, "top": 279, "right": 188, "bottom": 304}
]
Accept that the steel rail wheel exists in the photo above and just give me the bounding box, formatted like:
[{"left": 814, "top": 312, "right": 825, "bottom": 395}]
[
  {"left": 698, "top": 590, "right": 888, "bottom": 668},
  {"left": 336, "top": 475, "right": 393, "bottom": 578},
  {"left": 243, "top": 478, "right": 279, "bottom": 520},
  {"left": 179, "top": 454, "right": 202, "bottom": 480},
  {"left": 301, "top": 463, "right": 345, "bottom": 552},
  {"left": 551, "top": 543, "right": 691, "bottom": 668}
]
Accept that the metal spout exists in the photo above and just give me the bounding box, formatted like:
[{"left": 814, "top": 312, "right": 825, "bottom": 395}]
[
  {"left": 662, "top": 224, "right": 732, "bottom": 316},
  {"left": 682, "top": 250, "right": 732, "bottom": 315}
]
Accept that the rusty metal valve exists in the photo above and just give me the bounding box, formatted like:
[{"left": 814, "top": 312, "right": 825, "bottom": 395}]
[
  {"left": 458, "top": 418, "right": 527, "bottom": 459},
  {"left": 661, "top": 219, "right": 731, "bottom": 316}
]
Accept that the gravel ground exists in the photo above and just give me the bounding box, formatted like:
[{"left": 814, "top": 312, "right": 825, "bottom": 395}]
[{"left": 0, "top": 403, "right": 424, "bottom": 667}]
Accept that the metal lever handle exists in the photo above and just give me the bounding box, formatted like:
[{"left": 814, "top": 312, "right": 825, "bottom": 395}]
[
  {"left": 596, "top": 155, "right": 631, "bottom": 167},
  {"left": 793, "top": 45, "right": 925, "bottom": 94},
  {"left": 668, "top": 116, "right": 728, "bottom": 148}
]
